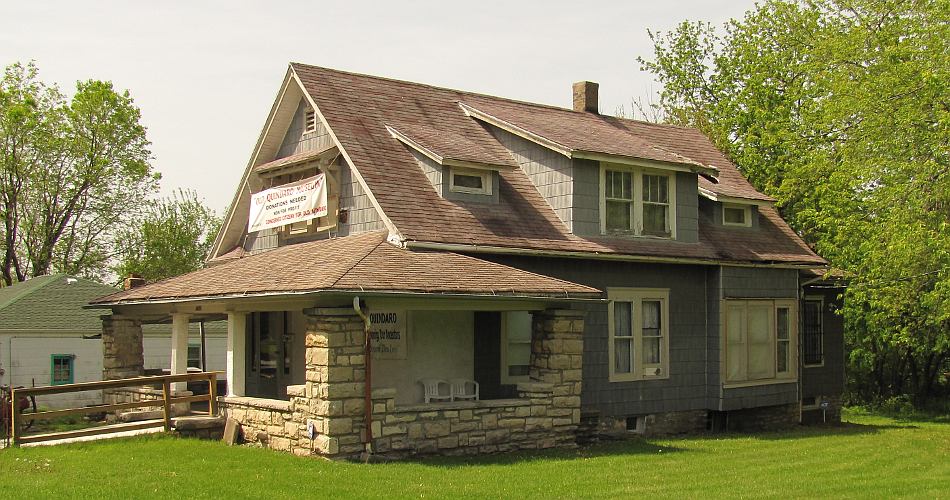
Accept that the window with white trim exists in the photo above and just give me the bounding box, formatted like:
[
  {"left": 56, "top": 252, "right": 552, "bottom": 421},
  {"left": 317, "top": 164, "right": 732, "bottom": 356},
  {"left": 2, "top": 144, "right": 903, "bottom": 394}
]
[
  {"left": 608, "top": 288, "right": 670, "bottom": 382},
  {"left": 501, "top": 312, "right": 532, "bottom": 384},
  {"left": 601, "top": 164, "right": 675, "bottom": 238},
  {"left": 722, "top": 204, "right": 752, "bottom": 227},
  {"left": 449, "top": 167, "right": 492, "bottom": 195},
  {"left": 724, "top": 299, "right": 796, "bottom": 384}
]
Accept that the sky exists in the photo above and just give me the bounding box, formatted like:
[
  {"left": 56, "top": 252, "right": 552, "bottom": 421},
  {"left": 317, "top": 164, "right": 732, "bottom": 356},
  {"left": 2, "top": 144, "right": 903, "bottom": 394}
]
[{"left": 1, "top": 0, "right": 756, "bottom": 213}]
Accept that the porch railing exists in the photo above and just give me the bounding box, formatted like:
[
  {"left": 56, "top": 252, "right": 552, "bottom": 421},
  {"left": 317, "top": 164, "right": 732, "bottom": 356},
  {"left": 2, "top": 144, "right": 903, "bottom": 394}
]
[{"left": 8, "top": 371, "right": 221, "bottom": 447}]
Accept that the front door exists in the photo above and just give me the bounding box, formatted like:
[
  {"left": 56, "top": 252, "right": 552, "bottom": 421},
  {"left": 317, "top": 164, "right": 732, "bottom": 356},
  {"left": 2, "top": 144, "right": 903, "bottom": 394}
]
[{"left": 246, "top": 312, "right": 294, "bottom": 399}]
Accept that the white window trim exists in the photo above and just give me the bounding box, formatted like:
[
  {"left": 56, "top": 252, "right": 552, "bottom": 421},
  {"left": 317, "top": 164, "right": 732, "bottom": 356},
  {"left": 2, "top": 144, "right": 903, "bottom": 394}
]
[
  {"left": 500, "top": 312, "right": 531, "bottom": 385},
  {"left": 608, "top": 288, "right": 671, "bottom": 382},
  {"left": 449, "top": 167, "right": 492, "bottom": 195},
  {"left": 722, "top": 203, "right": 752, "bottom": 227},
  {"left": 599, "top": 162, "right": 677, "bottom": 239},
  {"left": 803, "top": 295, "right": 825, "bottom": 367},
  {"left": 722, "top": 299, "right": 798, "bottom": 386}
]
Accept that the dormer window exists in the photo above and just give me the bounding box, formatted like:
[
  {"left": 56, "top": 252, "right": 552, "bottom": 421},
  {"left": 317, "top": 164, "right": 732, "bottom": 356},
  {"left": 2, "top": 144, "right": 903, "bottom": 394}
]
[
  {"left": 601, "top": 164, "right": 675, "bottom": 238},
  {"left": 723, "top": 204, "right": 752, "bottom": 227},
  {"left": 304, "top": 108, "right": 317, "bottom": 133},
  {"left": 449, "top": 167, "right": 492, "bottom": 195}
]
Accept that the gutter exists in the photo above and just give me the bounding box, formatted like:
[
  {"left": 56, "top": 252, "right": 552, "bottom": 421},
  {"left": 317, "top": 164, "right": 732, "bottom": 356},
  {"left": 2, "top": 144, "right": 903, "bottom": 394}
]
[
  {"left": 403, "top": 240, "right": 825, "bottom": 270},
  {"left": 352, "top": 297, "right": 373, "bottom": 462}
]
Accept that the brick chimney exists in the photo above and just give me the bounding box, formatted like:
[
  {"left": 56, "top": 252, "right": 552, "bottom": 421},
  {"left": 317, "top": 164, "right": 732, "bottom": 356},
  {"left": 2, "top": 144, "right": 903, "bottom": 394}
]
[
  {"left": 123, "top": 274, "right": 146, "bottom": 290},
  {"left": 573, "top": 81, "right": 599, "bottom": 113}
]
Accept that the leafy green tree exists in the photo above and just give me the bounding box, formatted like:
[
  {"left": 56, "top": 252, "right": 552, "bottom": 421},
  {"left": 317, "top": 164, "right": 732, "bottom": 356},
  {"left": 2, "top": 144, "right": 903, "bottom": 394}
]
[
  {"left": 640, "top": 0, "right": 950, "bottom": 405},
  {"left": 0, "top": 62, "right": 159, "bottom": 284},
  {"left": 114, "top": 189, "right": 221, "bottom": 283}
]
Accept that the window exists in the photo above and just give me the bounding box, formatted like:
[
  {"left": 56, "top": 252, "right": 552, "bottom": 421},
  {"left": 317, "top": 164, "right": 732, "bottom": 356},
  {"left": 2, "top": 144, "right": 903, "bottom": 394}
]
[
  {"left": 608, "top": 288, "right": 670, "bottom": 382},
  {"left": 501, "top": 312, "right": 532, "bottom": 383},
  {"left": 187, "top": 342, "right": 201, "bottom": 369},
  {"left": 304, "top": 108, "right": 317, "bottom": 133},
  {"left": 724, "top": 299, "right": 796, "bottom": 384},
  {"left": 601, "top": 164, "right": 675, "bottom": 238},
  {"left": 51, "top": 354, "right": 74, "bottom": 385},
  {"left": 449, "top": 167, "right": 492, "bottom": 195},
  {"left": 723, "top": 204, "right": 752, "bottom": 227},
  {"left": 803, "top": 298, "right": 824, "bottom": 365}
]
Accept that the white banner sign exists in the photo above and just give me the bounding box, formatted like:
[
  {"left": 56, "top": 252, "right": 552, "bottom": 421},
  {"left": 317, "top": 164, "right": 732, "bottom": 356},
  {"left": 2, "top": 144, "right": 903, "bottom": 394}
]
[
  {"left": 248, "top": 174, "right": 328, "bottom": 233},
  {"left": 368, "top": 311, "right": 407, "bottom": 360}
]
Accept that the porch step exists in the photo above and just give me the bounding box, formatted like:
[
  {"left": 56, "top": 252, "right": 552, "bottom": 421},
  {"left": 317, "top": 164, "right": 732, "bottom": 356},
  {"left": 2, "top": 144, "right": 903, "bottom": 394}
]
[
  {"left": 172, "top": 415, "right": 226, "bottom": 431},
  {"left": 117, "top": 410, "right": 165, "bottom": 422}
]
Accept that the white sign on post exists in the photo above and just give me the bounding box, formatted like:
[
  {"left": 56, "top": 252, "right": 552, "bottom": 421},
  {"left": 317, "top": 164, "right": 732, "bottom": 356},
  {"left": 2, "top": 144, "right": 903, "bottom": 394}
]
[
  {"left": 248, "top": 174, "right": 328, "bottom": 233},
  {"left": 368, "top": 311, "right": 407, "bottom": 360}
]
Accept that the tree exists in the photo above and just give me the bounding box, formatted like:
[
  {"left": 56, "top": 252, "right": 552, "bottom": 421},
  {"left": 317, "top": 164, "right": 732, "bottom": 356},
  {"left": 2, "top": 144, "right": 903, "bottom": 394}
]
[
  {"left": 0, "top": 62, "right": 159, "bottom": 284},
  {"left": 113, "top": 189, "right": 221, "bottom": 283},
  {"left": 639, "top": 0, "right": 950, "bottom": 405}
]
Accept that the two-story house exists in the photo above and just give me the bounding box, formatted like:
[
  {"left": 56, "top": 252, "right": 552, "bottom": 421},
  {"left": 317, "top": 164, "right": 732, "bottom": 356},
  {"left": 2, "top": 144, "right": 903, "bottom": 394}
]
[{"left": 91, "top": 63, "right": 843, "bottom": 459}]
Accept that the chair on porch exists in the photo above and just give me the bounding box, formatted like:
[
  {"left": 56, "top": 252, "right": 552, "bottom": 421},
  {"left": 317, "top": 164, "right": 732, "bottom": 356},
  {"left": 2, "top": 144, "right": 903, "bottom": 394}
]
[
  {"left": 419, "top": 378, "right": 452, "bottom": 403},
  {"left": 449, "top": 379, "right": 479, "bottom": 402}
]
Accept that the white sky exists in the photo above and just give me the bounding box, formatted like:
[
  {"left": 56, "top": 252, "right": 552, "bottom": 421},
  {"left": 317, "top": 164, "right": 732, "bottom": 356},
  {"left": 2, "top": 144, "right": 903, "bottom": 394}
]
[{"left": 1, "top": 0, "right": 754, "bottom": 213}]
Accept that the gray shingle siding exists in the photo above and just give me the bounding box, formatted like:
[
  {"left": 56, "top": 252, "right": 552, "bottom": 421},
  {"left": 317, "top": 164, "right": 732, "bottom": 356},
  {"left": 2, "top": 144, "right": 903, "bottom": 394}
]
[
  {"left": 801, "top": 287, "right": 846, "bottom": 398},
  {"left": 721, "top": 267, "right": 798, "bottom": 299},
  {"left": 277, "top": 99, "right": 334, "bottom": 157},
  {"left": 675, "top": 172, "right": 699, "bottom": 243}
]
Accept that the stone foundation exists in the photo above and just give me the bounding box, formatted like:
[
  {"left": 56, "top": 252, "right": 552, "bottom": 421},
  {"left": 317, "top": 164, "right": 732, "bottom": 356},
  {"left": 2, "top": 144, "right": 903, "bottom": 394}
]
[
  {"left": 221, "top": 307, "right": 585, "bottom": 460},
  {"left": 586, "top": 409, "right": 710, "bottom": 438},
  {"left": 720, "top": 403, "right": 800, "bottom": 432},
  {"left": 801, "top": 395, "right": 842, "bottom": 425}
]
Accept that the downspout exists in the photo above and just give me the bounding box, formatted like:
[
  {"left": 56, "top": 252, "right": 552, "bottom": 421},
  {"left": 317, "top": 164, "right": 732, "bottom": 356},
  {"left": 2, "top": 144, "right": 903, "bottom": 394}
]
[{"left": 352, "top": 297, "right": 373, "bottom": 460}]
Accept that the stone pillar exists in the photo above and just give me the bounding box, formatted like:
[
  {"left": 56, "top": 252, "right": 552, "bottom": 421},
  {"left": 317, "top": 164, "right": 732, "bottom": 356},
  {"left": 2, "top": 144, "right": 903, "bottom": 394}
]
[
  {"left": 303, "top": 307, "right": 367, "bottom": 459},
  {"left": 226, "top": 312, "right": 246, "bottom": 397},
  {"left": 102, "top": 314, "right": 144, "bottom": 381},
  {"left": 102, "top": 314, "right": 145, "bottom": 409},
  {"left": 170, "top": 313, "right": 190, "bottom": 392},
  {"left": 530, "top": 309, "right": 584, "bottom": 442}
]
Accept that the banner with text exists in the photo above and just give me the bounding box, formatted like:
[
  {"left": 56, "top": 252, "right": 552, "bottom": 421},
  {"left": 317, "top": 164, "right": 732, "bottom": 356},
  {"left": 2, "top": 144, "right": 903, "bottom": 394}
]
[
  {"left": 248, "top": 174, "right": 328, "bottom": 233},
  {"left": 368, "top": 310, "right": 407, "bottom": 360}
]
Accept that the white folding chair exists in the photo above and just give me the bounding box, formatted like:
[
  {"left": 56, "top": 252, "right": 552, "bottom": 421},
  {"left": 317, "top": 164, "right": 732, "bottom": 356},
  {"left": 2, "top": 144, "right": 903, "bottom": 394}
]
[
  {"left": 449, "top": 378, "right": 479, "bottom": 401},
  {"left": 419, "top": 378, "right": 452, "bottom": 403}
]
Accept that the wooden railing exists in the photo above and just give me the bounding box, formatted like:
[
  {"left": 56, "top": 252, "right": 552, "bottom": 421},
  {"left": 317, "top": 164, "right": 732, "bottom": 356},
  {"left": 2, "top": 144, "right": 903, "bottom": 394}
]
[{"left": 9, "top": 371, "right": 222, "bottom": 447}]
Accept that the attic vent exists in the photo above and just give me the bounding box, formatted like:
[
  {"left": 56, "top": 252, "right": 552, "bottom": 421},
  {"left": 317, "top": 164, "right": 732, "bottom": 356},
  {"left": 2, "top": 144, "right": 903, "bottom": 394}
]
[{"left": 304, "top": 108, "right": 317, "bottom": 133}]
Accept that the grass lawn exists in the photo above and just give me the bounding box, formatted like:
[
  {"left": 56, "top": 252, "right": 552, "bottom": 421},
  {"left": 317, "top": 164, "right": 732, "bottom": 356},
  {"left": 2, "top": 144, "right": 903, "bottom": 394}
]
[{"left": 1, "top": 408, "right": 947, "bottom": 499}]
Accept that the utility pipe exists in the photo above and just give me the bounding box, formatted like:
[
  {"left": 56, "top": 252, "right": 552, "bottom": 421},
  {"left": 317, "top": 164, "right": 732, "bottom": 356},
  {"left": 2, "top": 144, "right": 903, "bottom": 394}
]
[{"left": 352, "top": 297, "right": 373, "bottom": 459}]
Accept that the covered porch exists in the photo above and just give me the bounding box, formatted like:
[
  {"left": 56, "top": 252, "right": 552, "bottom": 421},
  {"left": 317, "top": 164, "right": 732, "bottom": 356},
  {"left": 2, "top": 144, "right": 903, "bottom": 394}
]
[{"left": 91, "top": 232, "right": 600, "bottom": 458}]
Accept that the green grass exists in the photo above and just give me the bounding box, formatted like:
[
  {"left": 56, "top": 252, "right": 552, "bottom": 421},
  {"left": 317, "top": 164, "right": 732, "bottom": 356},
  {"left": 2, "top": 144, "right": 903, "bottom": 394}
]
[{"left": 1, "top": 409, "right": 947, "bottom": 499}]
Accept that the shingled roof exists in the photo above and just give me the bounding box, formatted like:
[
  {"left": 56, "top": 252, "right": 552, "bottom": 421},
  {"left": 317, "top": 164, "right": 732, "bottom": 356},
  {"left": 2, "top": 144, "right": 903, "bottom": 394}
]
[
  {"left": 288, "top": 64, "right": 821, "bottom": 266},
  {"left": 94, "top": 232, "right": 602, "bottom": 305}
]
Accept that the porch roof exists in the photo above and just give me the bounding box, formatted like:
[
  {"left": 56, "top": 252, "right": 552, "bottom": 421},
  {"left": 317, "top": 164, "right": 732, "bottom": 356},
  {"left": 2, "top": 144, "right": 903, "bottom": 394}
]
[{"left": 91, "top": 231, "right": 602, "bottom": 305}]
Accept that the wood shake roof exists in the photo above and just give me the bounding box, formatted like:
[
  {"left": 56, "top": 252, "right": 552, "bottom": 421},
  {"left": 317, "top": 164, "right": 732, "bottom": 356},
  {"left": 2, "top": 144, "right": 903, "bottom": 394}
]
[
  {"left": 93, "top": 232, "right": 601, "bottom": 305},
  {"left": 290, "top": 63, "right": 821, "bottom": 266}
]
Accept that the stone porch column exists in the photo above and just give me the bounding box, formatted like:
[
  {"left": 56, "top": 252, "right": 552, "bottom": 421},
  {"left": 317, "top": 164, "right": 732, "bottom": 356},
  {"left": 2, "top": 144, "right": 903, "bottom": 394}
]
[
  {"left": 303, "top": 307, "right": 367, "bottom": 459},
  {"left": 102, "top": 314, "right": 144, "bottom": 381},
  {"left": 530, "top": 309, "right": 585, "bottom": 441},
  {"left": 101, "top": 314, "right": 145, "bottom": 408}
]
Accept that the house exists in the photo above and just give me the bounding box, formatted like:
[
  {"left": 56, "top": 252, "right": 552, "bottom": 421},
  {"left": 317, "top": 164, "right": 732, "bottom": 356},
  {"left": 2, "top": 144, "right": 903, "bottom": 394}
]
[
  {"left": 0, "top": 274, "right": 227, "bottom": 409},
  {"left": 90, "top": 63, "right": 843, "bottom": 459}
]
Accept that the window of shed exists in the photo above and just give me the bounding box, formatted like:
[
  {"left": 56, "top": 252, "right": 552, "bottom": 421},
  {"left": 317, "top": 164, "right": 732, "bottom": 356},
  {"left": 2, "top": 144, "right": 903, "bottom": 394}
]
[
  {"left": 51, "top": 354, "right": 74, "bottom": 385},
  {"left": 449, "top": 168, "right": 491, "bottom": 195}
]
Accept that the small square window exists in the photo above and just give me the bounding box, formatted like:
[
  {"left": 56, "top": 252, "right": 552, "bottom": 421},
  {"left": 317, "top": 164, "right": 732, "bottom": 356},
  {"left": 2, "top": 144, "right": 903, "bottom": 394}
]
[
  {"left": 723, "top": 204, "right": 752, "bottom": 227},
  {"left": 449, "top": 168, "right": 492, "bottom": 195},
  {"left": 51, "top": 354, "right": 74, "bottom": 385}
]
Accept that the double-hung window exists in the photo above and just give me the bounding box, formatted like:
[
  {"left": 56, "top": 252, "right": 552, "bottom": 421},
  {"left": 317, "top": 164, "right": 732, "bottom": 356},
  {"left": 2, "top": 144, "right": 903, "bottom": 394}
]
[
  {"left": 608, "top": 288, "right": 670, "bottom": 382},
  {"left": 724, "top": 299, "right": 796, "bottom": 384},
  {"left": 602, "top": 164, "right": 675, "bottom": 238}
]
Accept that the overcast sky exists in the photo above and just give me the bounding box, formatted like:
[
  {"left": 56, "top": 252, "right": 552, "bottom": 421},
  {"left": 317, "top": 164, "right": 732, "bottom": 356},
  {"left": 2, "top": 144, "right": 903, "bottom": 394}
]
[{"left": 1, "top": 1, "right": 755, "bottom": 212}]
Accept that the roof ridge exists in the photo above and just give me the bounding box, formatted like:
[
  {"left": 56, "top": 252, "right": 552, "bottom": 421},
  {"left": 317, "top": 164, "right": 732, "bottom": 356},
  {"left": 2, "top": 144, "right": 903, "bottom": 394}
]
[
  {"left": 0, "top": 274, "right": 63, "bottom": 311},
  {"left": 327, "top": 235, "right": 390, "bottom": 290},
  {"left": 291, "top": 62, "right": 592, "bottom": 116}
]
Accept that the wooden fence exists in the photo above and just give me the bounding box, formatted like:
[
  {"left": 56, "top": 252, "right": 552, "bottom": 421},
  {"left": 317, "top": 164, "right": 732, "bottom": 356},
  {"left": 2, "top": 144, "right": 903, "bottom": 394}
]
[{"left": 8, "top": 371, "right": 221, "bottom": 447}]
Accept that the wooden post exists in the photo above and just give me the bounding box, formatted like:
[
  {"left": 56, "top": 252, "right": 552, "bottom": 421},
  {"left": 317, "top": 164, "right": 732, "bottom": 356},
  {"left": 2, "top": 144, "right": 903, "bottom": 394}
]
[
  {"left": 10, "top": 389, "right": 20, "bottom": 447},
  {"left": 161, "top": 381, "right": 172, "bottom": 432},
  {"left": 208, "top": 372, "right": 218, "bottom": 416}
]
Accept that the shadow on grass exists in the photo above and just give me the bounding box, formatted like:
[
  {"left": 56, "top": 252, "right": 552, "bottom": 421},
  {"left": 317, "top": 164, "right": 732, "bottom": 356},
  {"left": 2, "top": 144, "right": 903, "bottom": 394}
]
[
  {"left": 404, "top": 439, "right": 687, "bottom": 468},
  {"left": 745, "top": 420, "right": 925, "bottom": 441}
]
